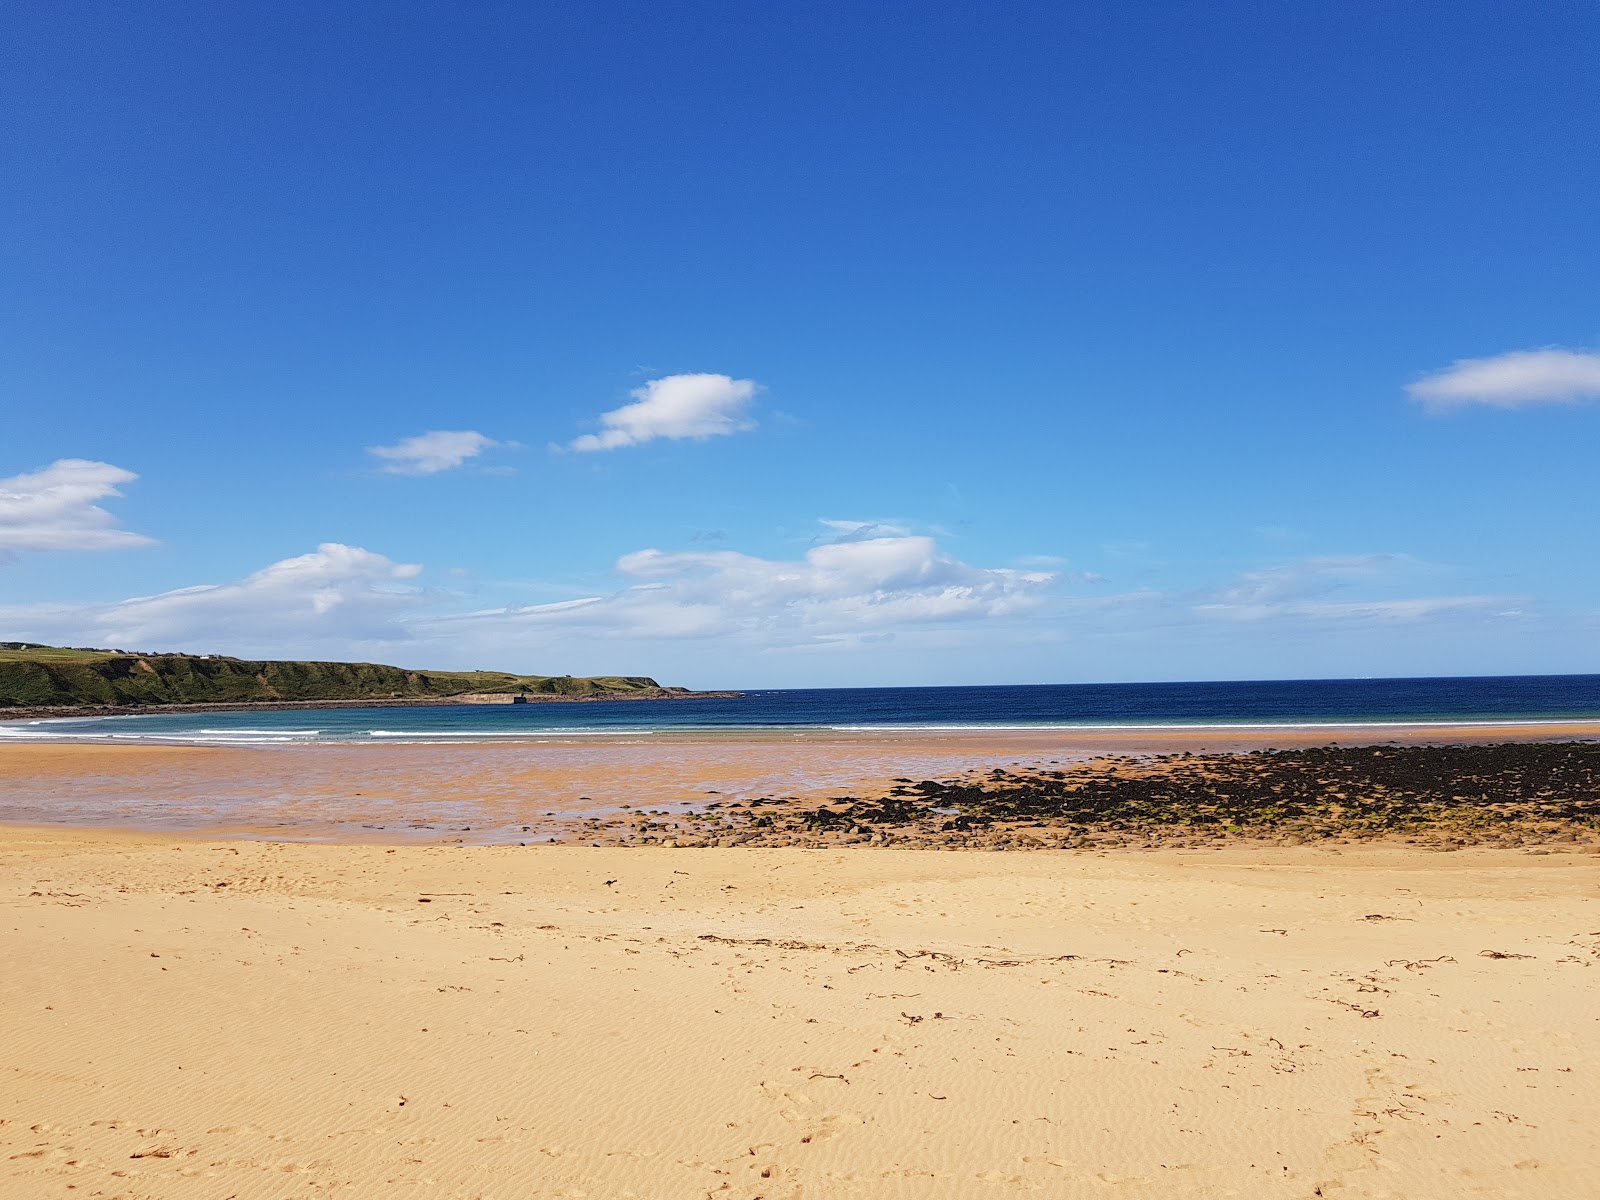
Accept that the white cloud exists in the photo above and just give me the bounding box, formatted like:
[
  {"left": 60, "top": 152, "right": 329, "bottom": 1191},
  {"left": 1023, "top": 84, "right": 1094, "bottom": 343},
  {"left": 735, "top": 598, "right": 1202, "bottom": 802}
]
[
  {"left": 2, "top": 530, "right": 1052, "bottom": 678},
  {"left": 437, "top": 535, "right": 1054, "bottom": 644},
  {"left": 1206, "top": 555, "right": 1400, "bottom": 607},
  {"left": 1408, "top": 348, "right": 1600, "bottom": 411},
  {"left": 818, "top": 518, "right": 912, "bottom": 542},
  {"left": 1196, "top": 594, "right": 1499, "bottom": 623},
  {"left": 368, "top": 430, "right": 498, "bottom": 475},
  {"left": 0, "top": 459, "right": 154, "bottom": 556},
  {"left": 1192, "top": 555, "right": 1502, "bottom": 623},
  {"left": 570, "top": 374, "right": 758, "bottom": 451},
  {"left": 5, "top": 543, "right": 426, "bottom": 653},
  {"left": 5, "top": 535, "right": 1561, "bottom": 687}
]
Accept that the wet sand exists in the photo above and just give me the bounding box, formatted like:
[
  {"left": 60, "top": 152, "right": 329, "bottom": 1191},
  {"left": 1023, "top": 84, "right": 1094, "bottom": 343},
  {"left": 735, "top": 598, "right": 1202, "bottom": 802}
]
[{"left": 4, "top": 722, "right": 1599, "bottom": 842}]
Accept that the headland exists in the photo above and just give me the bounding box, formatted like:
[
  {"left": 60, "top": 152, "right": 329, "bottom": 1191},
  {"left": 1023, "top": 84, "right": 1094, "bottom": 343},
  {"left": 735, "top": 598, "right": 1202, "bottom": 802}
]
[{"left": 0, "top": 641, "right": 735, "bottom": 720}]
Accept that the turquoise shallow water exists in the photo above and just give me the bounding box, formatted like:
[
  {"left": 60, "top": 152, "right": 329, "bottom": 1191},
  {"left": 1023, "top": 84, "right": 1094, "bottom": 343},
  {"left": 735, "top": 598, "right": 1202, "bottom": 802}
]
[{"left": 5, "top": 674, "right": 1599, "bottom": 746}]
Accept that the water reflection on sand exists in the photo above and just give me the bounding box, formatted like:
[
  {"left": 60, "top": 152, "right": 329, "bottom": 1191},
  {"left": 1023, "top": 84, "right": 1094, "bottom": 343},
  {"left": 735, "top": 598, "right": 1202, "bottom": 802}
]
[{"left": 3, "top": 724, "right": 1596, "bottom": 843}]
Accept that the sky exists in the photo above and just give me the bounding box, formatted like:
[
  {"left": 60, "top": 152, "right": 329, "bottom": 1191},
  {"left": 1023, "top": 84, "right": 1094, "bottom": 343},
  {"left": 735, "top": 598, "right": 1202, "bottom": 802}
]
[{"left": 2, "top": 0, "right": 1598, "bottom": 688}]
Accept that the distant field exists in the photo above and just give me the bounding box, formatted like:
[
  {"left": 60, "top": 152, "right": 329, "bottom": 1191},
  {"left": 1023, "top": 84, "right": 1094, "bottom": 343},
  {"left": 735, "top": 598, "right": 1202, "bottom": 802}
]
[
  {"left": 0, "top": 646, "right": 118, "bottom": 664},
  {"left": 0, "top": 645, "right": 662, "bottom": 709}
]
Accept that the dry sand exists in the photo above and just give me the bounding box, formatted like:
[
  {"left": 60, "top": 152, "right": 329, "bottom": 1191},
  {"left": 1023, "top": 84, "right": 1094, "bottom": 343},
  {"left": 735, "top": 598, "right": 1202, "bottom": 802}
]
[{"left": 4, "top": 827, "right": 1597, "bottom": 1198}]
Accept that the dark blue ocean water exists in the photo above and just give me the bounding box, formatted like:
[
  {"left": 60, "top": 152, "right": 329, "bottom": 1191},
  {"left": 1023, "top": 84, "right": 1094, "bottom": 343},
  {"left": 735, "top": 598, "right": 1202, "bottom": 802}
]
[{"left": 4, "top": 675, "right": 1599, "bottom": 745}]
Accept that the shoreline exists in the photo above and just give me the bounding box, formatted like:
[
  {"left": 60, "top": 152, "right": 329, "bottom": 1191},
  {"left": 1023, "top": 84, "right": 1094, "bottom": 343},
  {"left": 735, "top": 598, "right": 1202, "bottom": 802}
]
[
  {"left": 0, "top": 687, "right": 743, "bottom": 723},
  {"left": 5, "top": 714, "right": 1599, "bottom": 743},
  {"left": 5, "top": 725, "right": 1599, "bottom": 849}
]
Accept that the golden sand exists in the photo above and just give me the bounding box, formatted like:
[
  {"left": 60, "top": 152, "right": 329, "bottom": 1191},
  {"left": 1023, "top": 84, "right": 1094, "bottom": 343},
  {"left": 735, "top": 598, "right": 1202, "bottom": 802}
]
[
  {"left": 3, "top": 826, "right": 1598, "bottom": 1198},
  {"left": 3, "top": 729, "right": 1598, "bottom": 1196}
]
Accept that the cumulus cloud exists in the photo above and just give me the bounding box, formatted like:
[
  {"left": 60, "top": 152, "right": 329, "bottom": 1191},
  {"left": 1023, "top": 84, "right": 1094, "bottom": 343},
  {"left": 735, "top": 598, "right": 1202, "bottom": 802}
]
[
  {"left": 1408, "top": 349, "right": 1600, "bottom": 411},
  {"left": 368, "top": 430, "right": 498, "bottom": 474},
  {"left": 3, "top": 534, "right": 1560, "bottom": 685},
  {"left": 4, "top": 543, "right": 426, "bottom": 653},
  {"left": 1, "top": 529, "right": 1049, "bottom": 667},
  {"left": 570, "top": 374, "right": 758, "bottom": 451},
  {"left": 0, "top": 459, "right": 154, "bottom": 556},
  {"left": 437, "top": 535, "right": 1054, "bottom": 644}
]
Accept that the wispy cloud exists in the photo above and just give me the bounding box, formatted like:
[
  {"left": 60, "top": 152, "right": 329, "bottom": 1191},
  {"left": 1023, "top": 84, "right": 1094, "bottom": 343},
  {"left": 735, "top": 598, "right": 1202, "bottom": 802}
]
[
  {"left": 1408, "top": 348, "right": 1600, "bottom": 411},
  {"left": 2, "top": 543, "right": 425, "bottom": 652},
  {"left": 1192, "top": 554, "right": 1503, "bottom": 623},
  {"left": 3, "top": 530, "right": 1554, "bottom": 683},
  {"left": 570, "top": 373, "right": 758, "bottom": 452},
  {"left": 1205, "top": 554, "right": 1401, "bottom": 607},
  {"left": 0, "top": 533, "right": 1054, "bottom": 665},
  {"left": 442, "top": 537, "right": 1052, "bottom": 652},
  {"left": 0, "top": 459, "right": 155, "bottom": 557},
  {"left": 817, "top": 518, "right": 912, "bottom": 543},
  {"left": 1196, "top": 594, "right": 1500, "bottom": 623},
  {"left": 368, "top": 430, "right": 499, "bottom": 475}
]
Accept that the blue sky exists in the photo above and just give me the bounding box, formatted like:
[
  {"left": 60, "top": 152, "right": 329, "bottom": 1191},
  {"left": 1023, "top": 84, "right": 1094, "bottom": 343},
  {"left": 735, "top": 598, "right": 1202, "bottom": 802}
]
[{"left": 3, "top": 1, "right": 1597, "bottom": 687}]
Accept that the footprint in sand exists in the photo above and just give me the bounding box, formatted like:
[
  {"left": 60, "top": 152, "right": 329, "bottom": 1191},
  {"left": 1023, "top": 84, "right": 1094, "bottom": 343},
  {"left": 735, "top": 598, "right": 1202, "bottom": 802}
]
[{"left": 976, "top": 1169, "right": 1031, "bottom": 1185}]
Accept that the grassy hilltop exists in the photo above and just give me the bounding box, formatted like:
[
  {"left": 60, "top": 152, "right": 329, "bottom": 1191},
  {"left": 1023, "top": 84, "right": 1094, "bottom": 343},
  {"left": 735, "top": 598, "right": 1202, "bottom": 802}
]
[{"left": 0, "top": 643, "right": 663, "bottom": 710}]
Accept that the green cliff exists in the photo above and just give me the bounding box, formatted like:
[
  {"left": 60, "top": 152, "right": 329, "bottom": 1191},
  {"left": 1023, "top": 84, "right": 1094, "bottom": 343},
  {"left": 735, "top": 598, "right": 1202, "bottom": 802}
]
[{"left": 0, "top": 644, "right": 662, "bottom": 709}]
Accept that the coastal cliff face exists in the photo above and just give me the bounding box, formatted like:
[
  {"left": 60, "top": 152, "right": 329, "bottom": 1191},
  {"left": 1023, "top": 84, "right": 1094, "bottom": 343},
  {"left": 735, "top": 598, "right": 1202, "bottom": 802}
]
[{"left": 0, "top": 646, "right": 661, "bottom": 709}]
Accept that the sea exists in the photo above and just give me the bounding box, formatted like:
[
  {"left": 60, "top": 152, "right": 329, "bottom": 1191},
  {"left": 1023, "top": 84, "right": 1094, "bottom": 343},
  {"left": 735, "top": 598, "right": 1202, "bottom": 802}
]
[{"left": 4, "top": 674, "right": 1599, "bottom": 746}]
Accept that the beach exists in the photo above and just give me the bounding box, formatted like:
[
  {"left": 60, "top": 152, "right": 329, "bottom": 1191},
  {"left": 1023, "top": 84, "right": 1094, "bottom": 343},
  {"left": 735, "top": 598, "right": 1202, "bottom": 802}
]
[
  {"left": 4, "top": 827, "right": 1598, "bottom": 1198},
  {"left": 4, "top": 721, "right": 1599, "bottom": 843},
  {"left": 3, "top": 726, "right": 1599, "bottom": 1197},
  {"left": 10, "top": 0, "right": 1597, "bottom": 1192}
]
